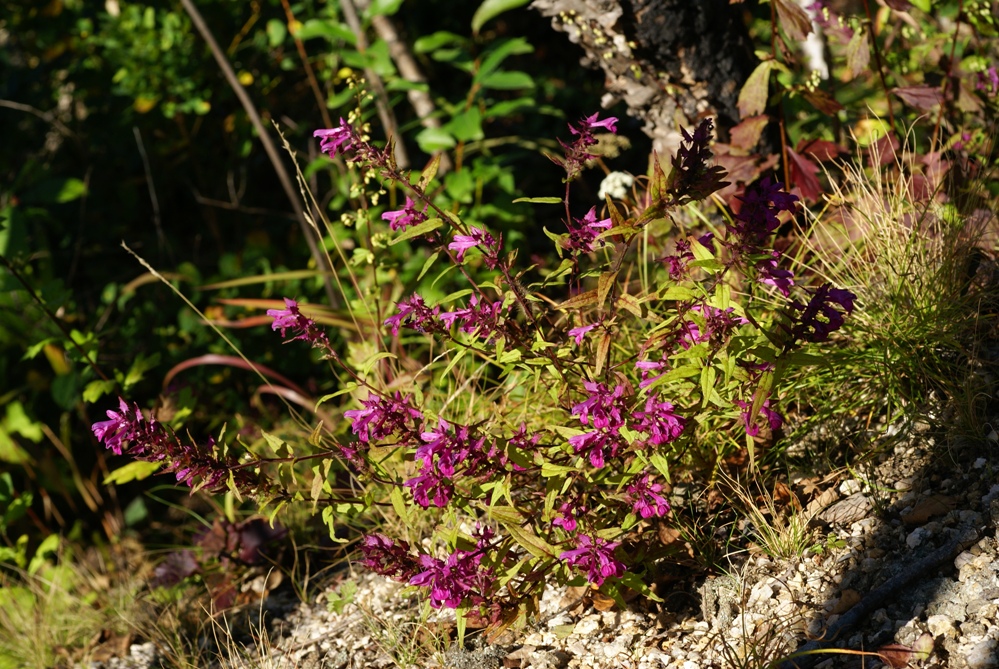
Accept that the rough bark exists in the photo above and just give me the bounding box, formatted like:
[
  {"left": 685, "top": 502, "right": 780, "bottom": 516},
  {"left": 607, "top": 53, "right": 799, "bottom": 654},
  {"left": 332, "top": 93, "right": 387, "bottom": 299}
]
[{"left": 531, "top": 0, "right": 761, "bottom": 155}]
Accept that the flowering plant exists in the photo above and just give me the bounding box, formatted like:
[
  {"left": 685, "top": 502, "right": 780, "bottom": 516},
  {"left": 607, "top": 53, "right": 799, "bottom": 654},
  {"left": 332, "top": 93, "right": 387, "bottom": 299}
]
[{"left": 91, "top": 109, "right": 854, "bottom": 629}]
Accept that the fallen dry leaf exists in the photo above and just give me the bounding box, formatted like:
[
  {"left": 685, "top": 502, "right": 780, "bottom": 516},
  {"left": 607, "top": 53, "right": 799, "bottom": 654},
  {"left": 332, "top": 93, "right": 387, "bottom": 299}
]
[
  {"left": 831, "top": 588, "right": 861, "bottom": 614},
  {"left": 901, "top": 495, "right": 957, "bottom": 526}
]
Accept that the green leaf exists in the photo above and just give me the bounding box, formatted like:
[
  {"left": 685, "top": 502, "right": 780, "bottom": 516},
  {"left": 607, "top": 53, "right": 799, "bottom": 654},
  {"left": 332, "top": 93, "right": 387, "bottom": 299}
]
[
  {"left": 478, "top": 70, "right": 535, "bottom": 90},
  {"left": 444, "top": 107, "right": 484, "bottom": 142},
  {"left": 364, "top": 0, "right": 405, "bottom": 18},
  {"left": 417, "top": 251, "right": 440, "bottom": 281},
  {"left": 513, "top": 196, "right": 562, "bottom": 204},
  {"left": 389, "top": 217, "right": 443, "bottom": 245},
  {"left": 415, "top": 127, "right": 456, "bottom": 153},
  {"left": 123, "top": 353, "right": 160, "bottom": 389},
  {"left": 22, "top": 178, "right": 87, "bottom": 204},
  {"left": 737, "top": 60, "right": 776, "bottom": 119},
  {"left": 292, "top": 19, "right": 356, "bottom": 45},
  {"left": 103, "top": 460, "right": 162, "bottom": 485},
  {"left": 475, "top": 38, "right": 534, "bottom": 80},
  {"left": 265, "top": 19, "right": 287, "bottom": 47},
  {"left": 472, "top": 0, "right": 532, "bottom": 34},
  {"left": 316, "top": 382, "right": 359, "bottom": 407},
  {"left": 0, "top": 427, "right": 32, "bottom": 465},
  {"left": 503, "top": 522, "right": 557, "bottom": 558},
  {"left": 413, "top": 31, "right": 466, "bottom": 54},
  {"left": 83, "top": 379, "right": 117, "bottom": 403},
  {"left": 419, "top": 154, "right": 442, "bottom": 189}
]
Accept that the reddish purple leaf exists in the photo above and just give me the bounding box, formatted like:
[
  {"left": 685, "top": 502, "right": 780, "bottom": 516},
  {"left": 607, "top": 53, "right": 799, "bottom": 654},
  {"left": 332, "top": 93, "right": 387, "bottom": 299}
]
[
  {"left": 787, "top": 148, "right": 822, "bottom": 202},
  {"left": 795, "top": 139, "right": 844, "bottom": 163},
  {"left": 773, "top": 0, "right": 813, "bottom": 40},
  {"left": 802, "top": 88, "right": 844, "bottom": 115},
  {"left": 730, "top": 115, "right": 770, "bottom": 151},
  {"left": 893, "top": 85, "right": 944, "bottom": 111}
]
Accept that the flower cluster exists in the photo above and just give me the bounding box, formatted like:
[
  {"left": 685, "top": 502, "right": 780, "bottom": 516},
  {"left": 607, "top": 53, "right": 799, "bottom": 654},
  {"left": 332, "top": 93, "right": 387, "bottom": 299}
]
[
  {"left": 555, "top": 113, "right": 618, "bottom": 183},
  {"left": 569, "top": 381, "right": 628, "bottom": 468},
  {"left": 382, "top": 196, "right": 428, "bottom": 231},
  {"left": 266, "top": 298, "right": 329, "bottom": 349},
  {"left": 449, "top": 226, "right": 500, "bottom": 268},
  {"left": 439, "top": 294, "right": 507, "bottom": 341},
  {"left": 407, "top": 419, "right": 486, "bottom": 508},
  {"left": 384, "top": 293, "right": 442, "bottom": 336},
  {"left": 729, "top": 178, "right": 799, "bottom": 251},
  {"left": 344, "top": 391, "right": 423, "bottom": 445},
  {"left": 666, "top": 118, "right": 729, "bottom": 203},
  {"left": 787, "top": 284, "right": 856, "bottom": 343},
  {"left": 92, "top": 398, "right": 256, "bottom": 493},
  {"left": 559, "top": 534, "right": 625, "bottom": 586},
  {"left": 359, "top": 533, "right": 419, "bottom": 580},
  {"left": 632, "top": 394, "right": 686, "bottom": 446},
  {"left": 565, "top": 207, "right": 612, "bottom": 254},
  {"left": 625, "top": 473, "right": 671, "bottom": 519}
]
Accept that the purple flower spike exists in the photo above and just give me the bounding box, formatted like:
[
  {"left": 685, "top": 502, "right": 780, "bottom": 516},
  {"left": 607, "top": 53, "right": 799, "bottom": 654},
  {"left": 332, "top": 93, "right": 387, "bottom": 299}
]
[
  {"left": 314, "top": 119, "right": 354, "bottom": 157},
  {"left": 91, "top": 397, "right": 143, "bottom": 455},
  {"left": 359, "top": 533, "right": 418, "bottom": 580},
  {"left": 344, "top": 391, "right": 423, "bottom": 444},
  {"left": 625, "top": 473, "right": 671, "bottom": 519},
  {"left": 559, "top": 534, "right": 625, "bottom": 586},
  {"left": 267, "top": 298, "right": 329, "bottom": 348},
  {"left": 409, "top": 549, "right": 494, "bottom": 610},
  {"left": 383, "top": 293, "right": 441, "bottom": 336},
  {"left": 566, "top": 207, "right": 612, "bottom": 253},
  {"left": 448, "top": 227, "right": 498, "bottom": 264},
  {"left": 632, "top": 394, "right": 686, "bottom": 445},
  {"left": 382, "top": 196, "right": 428, "bottom": 231}
]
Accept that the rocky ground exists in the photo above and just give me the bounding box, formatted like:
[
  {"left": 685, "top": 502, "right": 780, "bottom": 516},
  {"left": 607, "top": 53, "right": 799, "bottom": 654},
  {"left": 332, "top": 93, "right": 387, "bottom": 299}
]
[{"left": 92, "top": 410, "right": 999, "bottom": 669}]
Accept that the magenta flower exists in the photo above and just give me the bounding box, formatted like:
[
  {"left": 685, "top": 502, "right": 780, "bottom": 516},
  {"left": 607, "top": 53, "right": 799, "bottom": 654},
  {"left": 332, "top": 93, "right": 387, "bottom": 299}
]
[
  {"left": 661, "top": 238, "right": 695, "bottom": 280},
  {"left": 559, "top": 534, "right": 625, "bottom": 586},
  {"left": 382, "top": 197, "right": 428, "bottom": 231},
  {"left": 344, "top": 391, "right": 423, "bottom": 444},
  {"left": 359, "top": 533, "right": 418, "bottom": 580},
  {"left": 314, "top": 119, "right": 354, "bottom": 157},
  {"left": 92, "top": 397, "right": 143, "bottom": 455},
  {"left": 626, "top": 473, "right": 671, "bottom": 519},
  {"left": 565, "top": 207, "right": 612, "bottom": 253},
  {"left": 409, "top": 549, "right": 494, "bottom": 609},
  {"left": 552, "top": 499, "right": 586, "bottom": 532},
  {"left": 734, "top": 398, "right": 784, "bottom": 437},
  {"left": 976, "top": 66, "right": 998, "bottom": 96},
  {"left": 681, "top": 304, "right": 747, "bottom": 348},
  {"left": 572, "top": 381, "right": 626, "bottom": 429},
  {"left": 91, "top": 398, "right": 256, "bottom": 493},
  {"left": 555, "top": 112, "right": 617, "bottom": 182},
  {"left": 448, "top": 226, "right": 498, "bottom": 264},
  {"left": 439, "top": 294, "right": 506, "bottom": 341},
  {"left": 636, "top": 354, "right": 670, "bottom": 389},
  {"left": 383, "top": 293, "right": 440, "bottom": 336},
  {"left": 567, "top": 323, "right": 597, "bottom": 345},
  {"left": 632, "top": 394, "right": 686, "bottom": 445},
  {"left": 756, "top": 251, "right": 795, "bottom": 297},
  {"left": 267, "top": 298, "right": 329, "bottom": 348},
  {"left": 571, "top": 112, "right": 618, "bottom": 134}
]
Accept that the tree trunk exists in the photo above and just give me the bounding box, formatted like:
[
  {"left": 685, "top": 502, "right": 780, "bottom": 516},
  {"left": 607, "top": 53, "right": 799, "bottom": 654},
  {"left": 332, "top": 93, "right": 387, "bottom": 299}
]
[{"left": 531, "top": 0, "right": 763, "bottom": 155}]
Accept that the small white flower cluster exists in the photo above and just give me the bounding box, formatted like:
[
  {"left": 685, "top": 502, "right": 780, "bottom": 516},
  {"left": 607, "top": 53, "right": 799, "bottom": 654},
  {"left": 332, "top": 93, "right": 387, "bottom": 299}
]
[{"left": 597, "top": 171, "right": 635, "bottom": 201}]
